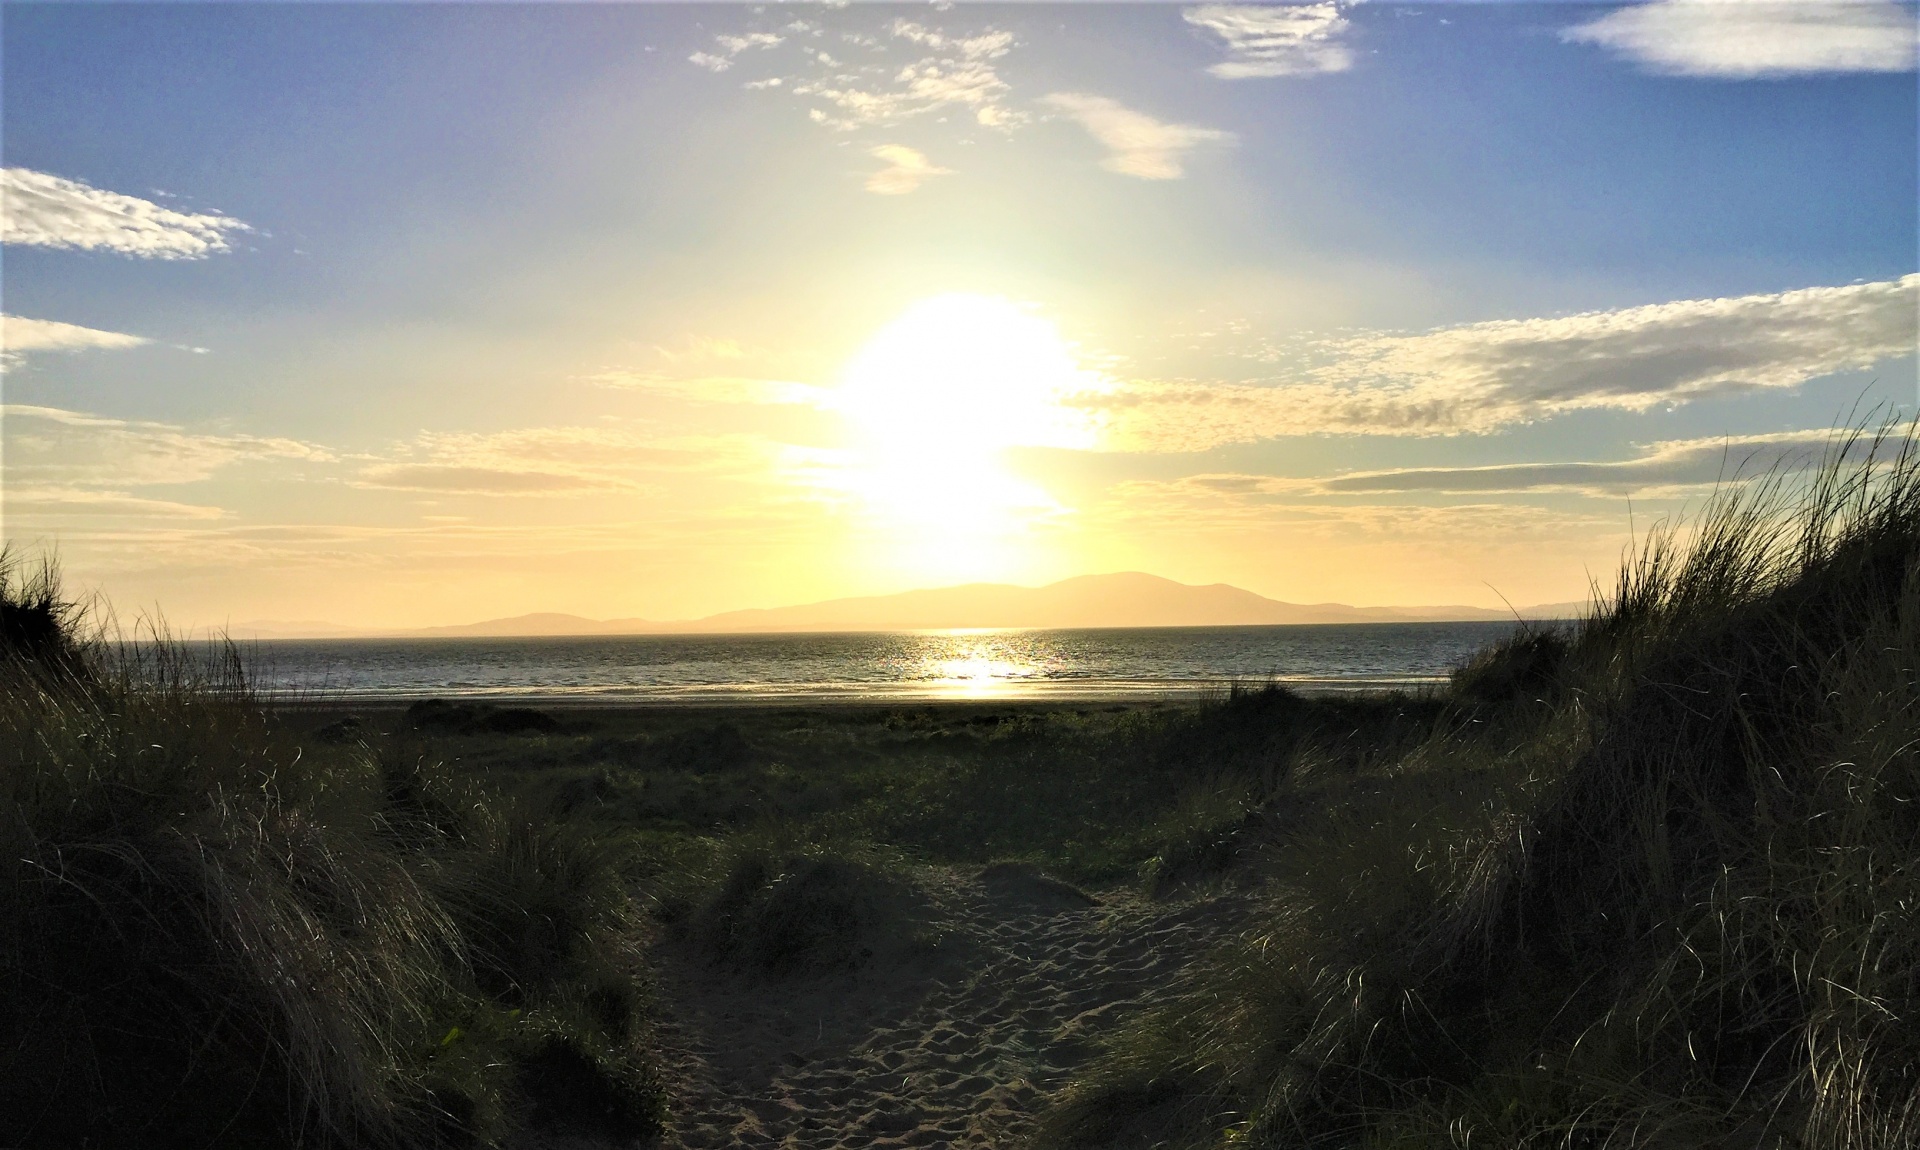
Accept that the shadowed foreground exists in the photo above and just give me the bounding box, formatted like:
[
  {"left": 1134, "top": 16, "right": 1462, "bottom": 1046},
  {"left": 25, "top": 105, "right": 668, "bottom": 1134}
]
[
  {"left": 5, "top": 423, "right": 1917, "bottom": 1150},
  {"left": 653, "top": 864, "right": 1251, "bottom": 1148}
]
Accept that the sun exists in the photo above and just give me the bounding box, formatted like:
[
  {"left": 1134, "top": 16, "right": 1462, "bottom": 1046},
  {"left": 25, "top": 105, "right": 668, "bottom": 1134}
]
[
  {"left": 838, "top": 294, "right": 1096, "bottom": 460},
  {"left": 831, "top": 294, "right": 1100, "bottom": 580}
]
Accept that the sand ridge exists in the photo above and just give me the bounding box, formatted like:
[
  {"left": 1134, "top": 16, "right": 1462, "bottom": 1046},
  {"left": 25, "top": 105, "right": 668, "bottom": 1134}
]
[{"left": 648, "top": 867, "right": 1252, "bottom": 1148}]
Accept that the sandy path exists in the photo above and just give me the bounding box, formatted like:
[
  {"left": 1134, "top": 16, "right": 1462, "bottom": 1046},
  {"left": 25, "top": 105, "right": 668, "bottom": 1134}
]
[{"left": 648, "top": 869, "right": 1251, "bottom": 1148}]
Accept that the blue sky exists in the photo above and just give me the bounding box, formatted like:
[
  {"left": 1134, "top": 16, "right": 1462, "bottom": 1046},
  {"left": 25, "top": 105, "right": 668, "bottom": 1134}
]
[{"left": 3, "top": 1, "right": 1916, "bottom": 628}]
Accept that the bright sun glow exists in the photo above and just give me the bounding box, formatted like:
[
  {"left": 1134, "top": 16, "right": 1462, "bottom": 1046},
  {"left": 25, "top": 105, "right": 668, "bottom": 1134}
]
[{"left": 833, "top": 294, "right": 1102, "bottom": 581}]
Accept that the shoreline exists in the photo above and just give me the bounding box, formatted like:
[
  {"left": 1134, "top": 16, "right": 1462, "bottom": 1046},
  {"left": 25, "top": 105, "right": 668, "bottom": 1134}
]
[{"left": 261, "top": 675, "right": 1447, "bottom": 711}]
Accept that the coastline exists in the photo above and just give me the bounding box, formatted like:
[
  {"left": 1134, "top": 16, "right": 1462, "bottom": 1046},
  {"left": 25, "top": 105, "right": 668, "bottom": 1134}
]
[{"left": 261, "top": 674, "right": 1449, "bottom": 710}]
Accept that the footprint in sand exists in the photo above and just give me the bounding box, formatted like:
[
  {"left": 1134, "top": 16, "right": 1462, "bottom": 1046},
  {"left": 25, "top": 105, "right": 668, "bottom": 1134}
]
[{"left": 646, "top": 865, "right": 1253, "bottom": 1148}]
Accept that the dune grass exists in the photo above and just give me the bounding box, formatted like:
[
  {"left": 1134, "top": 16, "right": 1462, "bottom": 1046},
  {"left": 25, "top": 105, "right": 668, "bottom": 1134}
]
[
  {"left": 1040, "top": 424, "right": 1920, "bottom": 1149},
  {"left": 0, "top": 554, "right": 663, "bottom": 1149}
]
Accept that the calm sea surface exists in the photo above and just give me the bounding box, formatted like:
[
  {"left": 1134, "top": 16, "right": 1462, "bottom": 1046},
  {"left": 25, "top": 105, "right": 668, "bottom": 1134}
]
[{"left": 240, "top": 622, "right": 1527, "bottom": 704}]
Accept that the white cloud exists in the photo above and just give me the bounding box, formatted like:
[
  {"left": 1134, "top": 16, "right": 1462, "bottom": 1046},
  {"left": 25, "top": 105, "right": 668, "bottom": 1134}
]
[
  {"left": 1184, "top": 3, "right": 1356, "bottom": 78},
  {"left": 1565, "top": 0, "right": 1918, "bottom": 77},
  {"left": 690, "top": 30, "right": 784, "bottom": 72},
  {"left": 864, "top": 144, "right": 954, "bottom": 194},
  {"left": 888, "top": 20, "right": 1015, "bottom": 61},
  {"left": 2, "top": 315, "right": 150, "bottom": 356},
  {"left": 798, "top": 62, "right": 1014, "bottom": 130},
  {"left": 1318, "top": 274, "right": 1920, "bottom": 417},
  {"left": 771, "top": 17, "right": 1023, "bottom": 130},
  {"left": 1040, "top": 93, "right": 1235, "bottom": 179},
  {"left": 1081, "top": 275, "right": 1920, "bottom": 447},
  {"left": 1, "top": 168, "right": 250, "bottom": 258},
  {"left": 718, "top": 32, "right": 785, "bottom": 54}
]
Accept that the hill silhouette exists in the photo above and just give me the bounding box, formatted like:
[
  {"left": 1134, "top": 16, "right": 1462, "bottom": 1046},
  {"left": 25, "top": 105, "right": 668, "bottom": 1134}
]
[{"left": 372, "top": 572, "right": 1579, "bottom": 638}]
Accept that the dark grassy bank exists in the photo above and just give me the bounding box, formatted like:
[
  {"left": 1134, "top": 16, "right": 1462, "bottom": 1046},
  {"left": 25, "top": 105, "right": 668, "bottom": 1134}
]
[
  {"left": 1042, "top": 429, "right": 1920, "bottom": 1149},
  {"left": 0, "top": 556, "right": 664, "bottom": 1149}
]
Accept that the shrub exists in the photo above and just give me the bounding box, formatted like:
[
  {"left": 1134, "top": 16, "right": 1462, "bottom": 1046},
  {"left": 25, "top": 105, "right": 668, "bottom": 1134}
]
[{"left": 686, "top": 842, "right": 927, "bottom": 977}]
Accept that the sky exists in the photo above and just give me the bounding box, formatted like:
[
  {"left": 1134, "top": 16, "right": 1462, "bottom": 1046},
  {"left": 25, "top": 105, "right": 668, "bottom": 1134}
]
[{"left": 2, "top": 0, "right": 1917, "bottom": 630}]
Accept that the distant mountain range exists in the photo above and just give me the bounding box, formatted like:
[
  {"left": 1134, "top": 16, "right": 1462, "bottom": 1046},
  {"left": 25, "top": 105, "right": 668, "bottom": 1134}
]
[{"left": 228, "top": 572, "right": 1587, "bottom": 639}]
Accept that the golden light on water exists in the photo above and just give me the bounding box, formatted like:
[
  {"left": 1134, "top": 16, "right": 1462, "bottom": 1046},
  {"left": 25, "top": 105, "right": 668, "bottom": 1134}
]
[
  {"left": 833, "top": 294, "right": 1100, "bottom": 583},
  {"left": 918, "top": 630, "right": 1045, "bottom": 698}
]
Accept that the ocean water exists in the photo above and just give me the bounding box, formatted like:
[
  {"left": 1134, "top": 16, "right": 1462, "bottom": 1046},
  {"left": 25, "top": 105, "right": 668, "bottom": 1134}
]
[{"left": 239, "top": 621, "right": 1531, "bottom": 704}]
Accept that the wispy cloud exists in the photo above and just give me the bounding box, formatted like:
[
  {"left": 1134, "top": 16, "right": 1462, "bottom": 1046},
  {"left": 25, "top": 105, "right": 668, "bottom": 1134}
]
[
  {"left": 689, "top": 30, "right": 784, "bottom": 72},
  {"left": 1040, "top": 93, "right": 1234, "bottom": 179},
  {"left": 586, "top": 370, "right": 827, "bottom": 406},
  {"left": 864, "top": 144, "right": 953, "bottom": 194},
  {"left": 798, "top": 20, "right": 1020, "bottom": 130},
  {"left": 351, "top": 425, "right": 802, "bottom": 497},
  {"left": 1, "top": 404, "right": 328, "bottom": 528},
  {"left": 2, "top": 487, "right": 230, "bottom": 520},
  {"left": 1082, "top": 275, "right": 1920, "bottom": 447},
  {"left": 1, "top": 168, "right": 250, "bottom": 258},
  {"left": 1184, "top": 3, "right": 1356, "bottom": 78},
  {"left": 1565, "top": 0, "right": 1918, "bottom": 78},
  {"left": 354, "top": 464, "right": 622, "bottom": 495},
  {"left": 354, "top": 427, "right": 651, "bottom": 496},
  {"left": 1321, "top": 430, "right": 1865, "bottom": 495},
  {"left": 1089, "top": 474, "right": 1624, "bottom": 548},
  {"left": 2, "top": 315, "right": 151, "bottom": 357},
  {"left": 694, "top": 15, "right": 1023, "bottom": 131}
]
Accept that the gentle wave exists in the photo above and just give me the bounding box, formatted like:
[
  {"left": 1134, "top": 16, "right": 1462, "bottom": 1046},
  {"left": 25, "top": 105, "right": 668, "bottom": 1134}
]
[{"left": 232, "top": 621, "right": 1527, "bottom": 704}]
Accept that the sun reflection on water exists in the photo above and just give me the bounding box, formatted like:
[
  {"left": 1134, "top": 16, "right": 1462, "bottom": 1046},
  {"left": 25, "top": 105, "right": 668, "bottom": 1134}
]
[{"left": 915, "top": 630, "right": 1050, "bottom": 697}]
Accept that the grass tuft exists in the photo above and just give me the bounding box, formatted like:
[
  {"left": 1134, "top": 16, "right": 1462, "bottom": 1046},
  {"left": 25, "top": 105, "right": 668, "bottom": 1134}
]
[{"left": 684, "top": 838, "right": 931, "bottom": 977}]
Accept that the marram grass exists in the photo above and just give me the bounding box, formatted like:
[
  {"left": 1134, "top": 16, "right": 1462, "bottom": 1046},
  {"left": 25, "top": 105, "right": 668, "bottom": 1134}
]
[
  {"left": 0, "top": 553, "right": 662, "bottom": 1149},
  {"left": 1043, "top": 423, "right": 1920, "bottom": 1150}
]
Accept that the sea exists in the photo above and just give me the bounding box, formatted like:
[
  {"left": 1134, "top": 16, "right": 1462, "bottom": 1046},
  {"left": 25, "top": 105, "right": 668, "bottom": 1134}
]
[{"left": 238, "top": 621, "right": 1532, "bottom": 705}]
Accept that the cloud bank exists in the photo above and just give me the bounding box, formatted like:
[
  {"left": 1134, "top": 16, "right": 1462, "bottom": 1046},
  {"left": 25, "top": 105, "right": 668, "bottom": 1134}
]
[
  {"left": 1084, "top": 275, "right": 1919, "bottom": 448},
  {"left": 1184, "top": 3, "right": 1356, "bottom": 77},
  {"left": 1565, "top": 0, "right": 1918, "bottom": 77},
  {"left": 1, "top": 168, "right": 250, "bottom": 258},
  {"left": 1041, "top": 94, "right": 1234, "bottom": 179}
]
